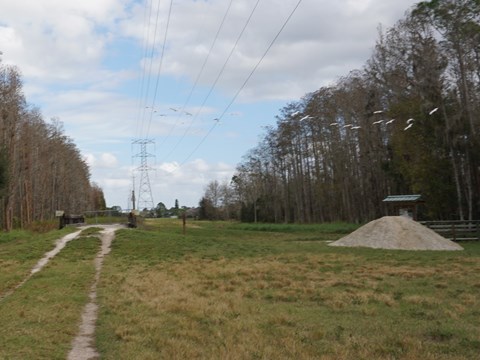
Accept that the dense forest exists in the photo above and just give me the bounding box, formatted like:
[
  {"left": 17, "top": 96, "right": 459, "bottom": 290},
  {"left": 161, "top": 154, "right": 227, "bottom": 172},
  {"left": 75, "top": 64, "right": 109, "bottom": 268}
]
[
  {"left": 0, "top": 57, "right": 105, "bottom": 231},
  {"left": 200, "top": 0, "right": 480, "bottom": 223}
]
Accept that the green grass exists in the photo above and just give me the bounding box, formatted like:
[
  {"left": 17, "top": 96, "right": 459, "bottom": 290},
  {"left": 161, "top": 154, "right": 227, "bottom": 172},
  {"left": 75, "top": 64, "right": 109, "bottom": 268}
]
[
  {"left": 0, "top": 228, "right": 78, "bottom": 295},
  {"left": 230, "top": 221, "right": 360, "bottom": 234},
  {"left": 96, "top": 219, "right": 480, "bottom": 359},
  {"left": 80, "top": 226, "right": 104, "bottom": 236},
  {"left": 0, "top": 235, "right": 100, "bottom": 359},
  {"left": 1, "top": 220, "right": 479, "bottom": 359}
]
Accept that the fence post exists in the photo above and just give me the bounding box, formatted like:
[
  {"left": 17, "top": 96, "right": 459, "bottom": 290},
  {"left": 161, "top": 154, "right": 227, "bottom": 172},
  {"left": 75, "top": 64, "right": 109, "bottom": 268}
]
[{"left": 182, "top": 212, "right": 186, "bottom": 236}]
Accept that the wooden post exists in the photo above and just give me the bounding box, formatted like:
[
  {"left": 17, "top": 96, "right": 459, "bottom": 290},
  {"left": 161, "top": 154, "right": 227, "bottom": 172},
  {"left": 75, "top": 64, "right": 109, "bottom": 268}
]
[{"left": 182, "top": 212, "right": 186, "bottom": 236}]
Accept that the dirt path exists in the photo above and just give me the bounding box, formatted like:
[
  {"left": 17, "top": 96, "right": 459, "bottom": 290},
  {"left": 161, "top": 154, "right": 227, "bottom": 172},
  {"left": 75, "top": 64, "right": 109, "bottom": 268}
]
[
  {"left": 68, "top": 224, "right": 123, "bottom": 360},
  {"left": 32, "top": 230, "right": 84, "bottom": 274},
  {"left": 0, "top": 224, "right": 124, "bottom": 357},
  {"left": 0, "top": 229, "right": 83, "bottom": 302}
]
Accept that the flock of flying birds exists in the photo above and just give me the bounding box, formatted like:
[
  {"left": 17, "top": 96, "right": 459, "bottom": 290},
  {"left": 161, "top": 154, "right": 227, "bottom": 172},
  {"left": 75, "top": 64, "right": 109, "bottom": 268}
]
[
  {"left": 291, "top": 107, "right": 439, "bottom": 131},
  {"left": 147, "top": 105, "right": 440, "bottom": 134},
  {"left": 145, "top": 106, "right": 241, "bottom": 125},
  {"left": 145, "top": 106, "right": 192, "bottom": 117}
]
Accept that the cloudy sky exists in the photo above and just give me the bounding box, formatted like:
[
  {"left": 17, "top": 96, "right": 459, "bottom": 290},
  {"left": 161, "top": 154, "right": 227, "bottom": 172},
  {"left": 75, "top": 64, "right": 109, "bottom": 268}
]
[{"left": 0, "top": 0, "right": 419, "bottom": 210}]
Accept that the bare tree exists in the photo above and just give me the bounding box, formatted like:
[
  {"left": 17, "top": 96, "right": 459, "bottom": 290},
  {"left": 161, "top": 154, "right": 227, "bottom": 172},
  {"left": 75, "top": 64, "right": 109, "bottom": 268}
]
[{"left": 0, "top": 59, "right": 101, "bottom": 230}]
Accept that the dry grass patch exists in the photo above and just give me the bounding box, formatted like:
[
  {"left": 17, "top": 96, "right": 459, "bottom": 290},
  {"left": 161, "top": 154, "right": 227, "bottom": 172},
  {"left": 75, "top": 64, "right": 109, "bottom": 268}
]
[
  {"left": 96, "top": 222, "right": 480, "bottom": 359},
  {"left": 404, "top": 295, "right": 440, "bottom": 307},
  {"left": 98, "top": 256, "right": 347, "bottom": 358},
  {"left": 99, "top": 253, "right": 480, "bottom": 358}
]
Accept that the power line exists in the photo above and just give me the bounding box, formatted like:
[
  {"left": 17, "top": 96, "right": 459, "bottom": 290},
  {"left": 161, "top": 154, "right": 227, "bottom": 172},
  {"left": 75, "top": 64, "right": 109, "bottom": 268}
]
[
  {"left": 138, "top": 0, "right": 164, "bottom": 138},
  {"left": 145, "top": 0, "right": 174, "bottom": 138},
  {"left": 156, "top": 0, "right": 235, "bottom": 151},
  {"left": 135, "top": 0, "right": 156, "bottom": 137},
  {"left": 217, "top": 0, "right": 304, "bottom": 122},
  {"left": 132, "top": 0, "right": 157, "bottom": 207},
  {"left": 174, "top": 0, "right": 305, "bottom": 169},
  {"left": 161, "top": 0, "right": 262, "bottom": 162},
  {"left": 132, "top": 0, "right": 164, "bottom": 210}
]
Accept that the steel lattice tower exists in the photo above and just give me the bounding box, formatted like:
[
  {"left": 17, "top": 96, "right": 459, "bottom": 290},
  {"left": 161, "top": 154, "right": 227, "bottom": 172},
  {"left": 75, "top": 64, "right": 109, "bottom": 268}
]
[{"left": 132, "top": 139, "right": 155, "bottom": 210}]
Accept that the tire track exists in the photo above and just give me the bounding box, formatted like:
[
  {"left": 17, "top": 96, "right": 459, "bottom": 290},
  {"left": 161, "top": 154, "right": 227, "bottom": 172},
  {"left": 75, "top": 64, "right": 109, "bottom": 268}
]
[
  {"left": 0, "top": 229, "right": 82, "bottom": 302},
  {"left": 68, "top": 225, "right": 122, "bottom": 360}
]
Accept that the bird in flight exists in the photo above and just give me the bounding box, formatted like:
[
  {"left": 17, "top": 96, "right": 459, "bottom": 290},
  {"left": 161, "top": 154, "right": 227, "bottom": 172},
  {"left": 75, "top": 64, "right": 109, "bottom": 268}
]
[
  {"left": 300, "top": 115, "right": 313, "bottom": 121},
  {"left": 385, "top": 119, "right": 395, "bottom": 125},
  {"left": 373, "top": 110, "right": 383, "bottom": 114},
  {"left": 404, "top": 123, "right": 413, "bottom": 131},
  {"left": 429, "top": 107, "right": 438, "bottom": 115},
  {"left": 373, "top": 120, "right": 383, "bottom": 125},
  {"left": 406, "top": 118, "right": 415, "bottom": 124}
]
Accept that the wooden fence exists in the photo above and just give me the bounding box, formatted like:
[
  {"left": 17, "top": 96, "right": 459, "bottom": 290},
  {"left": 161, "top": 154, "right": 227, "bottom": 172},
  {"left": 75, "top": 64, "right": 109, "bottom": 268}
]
[{"left": 421, "top": 220, "right": 480, "bottom": 241}]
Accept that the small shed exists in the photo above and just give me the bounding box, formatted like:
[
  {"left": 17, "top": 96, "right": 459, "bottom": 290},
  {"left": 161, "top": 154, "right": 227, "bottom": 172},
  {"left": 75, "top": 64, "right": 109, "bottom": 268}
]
[{"left": 383, "top": 194, "right": 424, "bottom": 220}]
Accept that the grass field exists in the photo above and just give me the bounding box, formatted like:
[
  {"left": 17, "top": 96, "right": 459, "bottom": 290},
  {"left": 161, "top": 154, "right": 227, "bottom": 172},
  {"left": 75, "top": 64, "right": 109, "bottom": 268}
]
[
  {"left": 0, "top": 229, "right": 99, "bottom": 359},
  {"left": 0, "top": 227, "right": 76, "bottom": 295},
  {"left": 96, "top": 219, "right": 480, "bottom": 359},
  {"left": 1, "top": 219, "right": 480, "bottom": 359}
]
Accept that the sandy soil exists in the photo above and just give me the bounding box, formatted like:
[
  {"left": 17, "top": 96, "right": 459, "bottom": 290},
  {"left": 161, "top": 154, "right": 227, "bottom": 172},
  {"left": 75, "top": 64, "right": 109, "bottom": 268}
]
[{"left": 329, "top": 216, "right": 463, "bottom": 251}]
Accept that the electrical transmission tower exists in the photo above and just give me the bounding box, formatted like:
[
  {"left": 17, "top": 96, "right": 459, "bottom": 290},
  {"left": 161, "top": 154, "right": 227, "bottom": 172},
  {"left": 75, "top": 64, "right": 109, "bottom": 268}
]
[{"left": 132, "top": 139, "right": 155, "bottom": 211}]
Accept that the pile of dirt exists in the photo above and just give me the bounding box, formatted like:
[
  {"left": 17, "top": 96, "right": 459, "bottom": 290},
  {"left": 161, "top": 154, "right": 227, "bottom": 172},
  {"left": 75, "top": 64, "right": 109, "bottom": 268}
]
[{"left": 329, "top": 216, "right": 463, "bottom": 251}]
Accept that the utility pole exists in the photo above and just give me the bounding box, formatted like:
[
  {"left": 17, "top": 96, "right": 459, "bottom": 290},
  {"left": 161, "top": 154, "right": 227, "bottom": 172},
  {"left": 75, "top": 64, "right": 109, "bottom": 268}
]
[
  {"left": 131, "top": 173, "right": 136, "bottom": 211},
  {"left": 132, "top": 138, "right": 155, "bottom": 211}
]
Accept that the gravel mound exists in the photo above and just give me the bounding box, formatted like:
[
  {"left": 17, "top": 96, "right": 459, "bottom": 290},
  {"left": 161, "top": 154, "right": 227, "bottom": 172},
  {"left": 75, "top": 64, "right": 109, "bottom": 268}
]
[{"left": 329, "top": 216, "right": 463, "bottom": 251}]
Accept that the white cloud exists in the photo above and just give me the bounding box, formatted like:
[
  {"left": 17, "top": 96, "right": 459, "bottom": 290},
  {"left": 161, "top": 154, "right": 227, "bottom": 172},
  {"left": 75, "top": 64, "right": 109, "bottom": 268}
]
[
  {"left": 0, "top": 0, "right": 419, "bottom": 209},
  {"left": 100, "top": 153, "right": 119, "bottom": 168},
  {"left": 83, "top": 153, "right": 96, "bottom": 167},
  {"left": 121, "top": 0, "right": 418, "bottom": 101},
  {"left": 158, "top": 161, "right": 180, "bottom": 174},
  {"left": 1, "top": 0, "right": 419, "bottom": 99},
  {"left": 189, "top": 158, "right": 210, "bottom": 173},
  {"left": 84, "top": 152, "right": 119, "bottom": 169},
  {"left": 89, "top": 158, "right": 235, "bottom": 209},
  {"left": 0, "top": 26, "right": 22, "bottom": 54},
  {"left": 0, "top": 0, "right": 127, "bottom": 81},
  {"left": 150, "top": 159, "right": 235, "bottom": 207},
  {"left": 104, "top": 178, "right": 131, "bottom": 189}
]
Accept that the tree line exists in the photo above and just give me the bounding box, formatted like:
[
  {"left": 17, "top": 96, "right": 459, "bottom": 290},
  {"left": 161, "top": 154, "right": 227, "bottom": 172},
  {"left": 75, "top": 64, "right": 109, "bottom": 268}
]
[
  {"left": 0, "top": 57, "right": 105, "bottom": 231},
  {"left": 199, "top": 0, "right": 479, "bottom": 223}
]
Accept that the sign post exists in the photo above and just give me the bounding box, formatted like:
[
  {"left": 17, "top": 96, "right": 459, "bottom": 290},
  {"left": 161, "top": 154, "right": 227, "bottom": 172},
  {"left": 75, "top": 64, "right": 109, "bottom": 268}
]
[{"left": 182, "top": 212, "right": 186, "bottom": 236}]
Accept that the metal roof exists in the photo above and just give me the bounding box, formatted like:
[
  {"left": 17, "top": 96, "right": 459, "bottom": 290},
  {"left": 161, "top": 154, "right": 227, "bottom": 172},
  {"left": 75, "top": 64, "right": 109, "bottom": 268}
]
[{"left": 382, "top": 194, "right": 423, "bottom": 203}]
